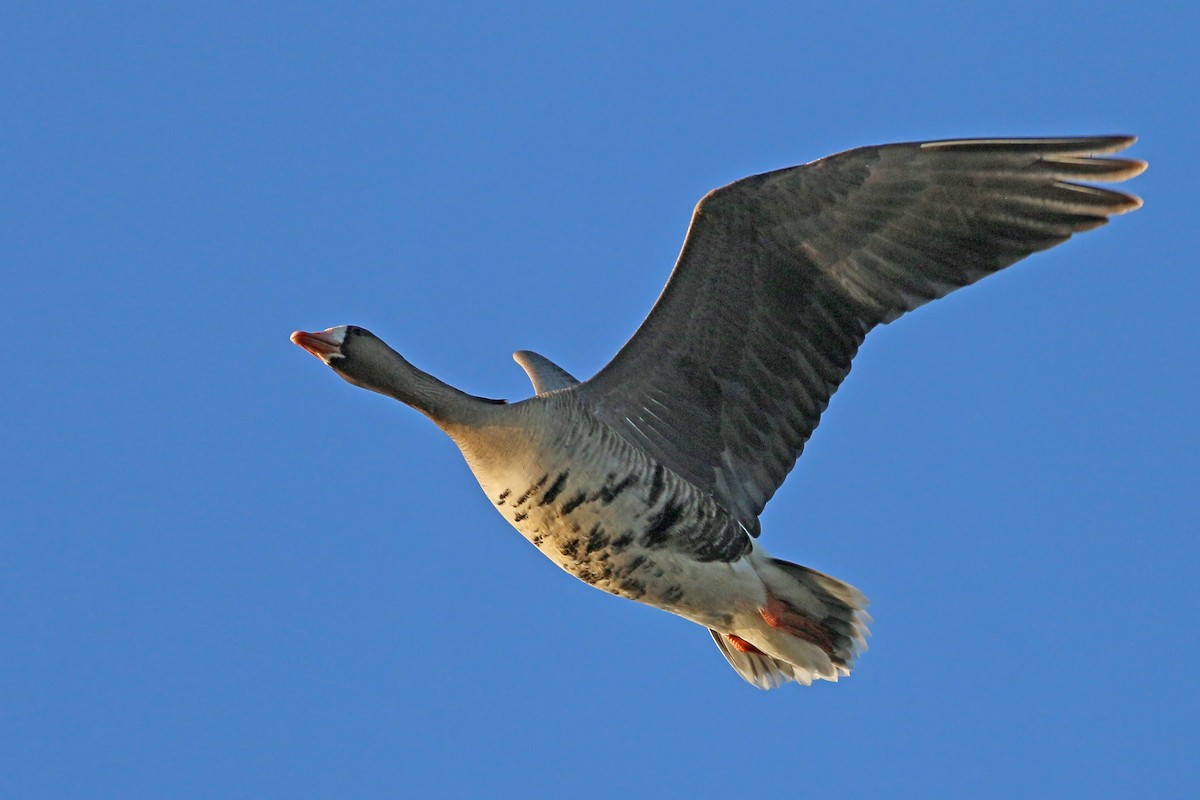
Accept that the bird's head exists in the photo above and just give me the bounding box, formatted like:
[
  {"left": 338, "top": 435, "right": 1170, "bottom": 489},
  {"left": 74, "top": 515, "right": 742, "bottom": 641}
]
[{"left": 290, "top": 325, "right": 398, "bottom": 392}]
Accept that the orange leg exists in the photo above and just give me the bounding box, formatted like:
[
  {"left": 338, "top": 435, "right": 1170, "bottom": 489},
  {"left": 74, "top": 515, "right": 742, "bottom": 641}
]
[
  {"left": 726, "top": 634, "right": 763, "bottom": 654},
  {"left": 759, "top": 595, "right": 836, "bottom": 655}
]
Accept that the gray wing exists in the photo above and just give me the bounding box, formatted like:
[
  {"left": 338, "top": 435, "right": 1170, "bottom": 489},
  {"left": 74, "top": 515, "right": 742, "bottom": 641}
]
[
  {"left": 514, "top": 350, "right": 580, "bottom": 394},
  {"left": 574, "top": 136, "right": 1145, "bottom": 532}
]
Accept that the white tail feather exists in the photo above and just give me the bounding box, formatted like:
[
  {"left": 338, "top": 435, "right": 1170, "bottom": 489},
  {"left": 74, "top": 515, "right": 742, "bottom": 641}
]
[{"left": 710, "top": 558, "right": 871, "bottom": 689}]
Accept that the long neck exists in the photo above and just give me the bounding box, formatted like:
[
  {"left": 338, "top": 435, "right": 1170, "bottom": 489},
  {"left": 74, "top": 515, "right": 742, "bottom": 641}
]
[{"left": 344, "top": 344, "right": 507, "bottom": 430}]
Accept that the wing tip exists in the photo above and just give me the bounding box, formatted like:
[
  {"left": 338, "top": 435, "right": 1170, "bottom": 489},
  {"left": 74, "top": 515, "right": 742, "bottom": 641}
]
[
  {"left": 919, "top": 134, "right": 1139, "bottom": 155},
  {"left": 1115, "top": 189, "right": 1144, "bottom": 213}
]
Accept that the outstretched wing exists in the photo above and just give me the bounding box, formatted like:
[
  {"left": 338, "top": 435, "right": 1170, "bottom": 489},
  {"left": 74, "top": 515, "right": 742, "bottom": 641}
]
[{"left": 574, "top": 136, "right": 1145, "bottom": 532}]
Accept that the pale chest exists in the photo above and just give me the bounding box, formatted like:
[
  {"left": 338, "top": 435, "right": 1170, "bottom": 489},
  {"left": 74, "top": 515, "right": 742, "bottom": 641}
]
[
  {"left": 482, "top": 455, "right": 670, "bottom": 598},
  {"left": 467, "top": 450, "right": 749, "bottom": 625}
]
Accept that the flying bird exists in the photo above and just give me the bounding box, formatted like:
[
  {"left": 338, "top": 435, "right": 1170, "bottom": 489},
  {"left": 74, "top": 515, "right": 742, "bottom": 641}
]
[{"left": 292, "top": 136, "right": 1144, "bottom": 689}]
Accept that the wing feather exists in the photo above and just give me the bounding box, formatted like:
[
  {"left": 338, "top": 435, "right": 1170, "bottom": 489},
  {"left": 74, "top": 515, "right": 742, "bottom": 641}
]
[{"left": 574, "top": 137, "right": 1144, "bottom": 529}]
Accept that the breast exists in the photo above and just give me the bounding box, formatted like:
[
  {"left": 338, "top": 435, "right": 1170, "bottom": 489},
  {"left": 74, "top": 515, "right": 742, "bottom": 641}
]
[{"left": 459, "top": 400, "right": 755, "bottom": 616}]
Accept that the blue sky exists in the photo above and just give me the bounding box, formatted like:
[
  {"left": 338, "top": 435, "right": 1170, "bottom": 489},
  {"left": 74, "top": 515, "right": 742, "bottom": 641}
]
[{"left": 4, "top": 3, "right": 1197, "bottom": 798}]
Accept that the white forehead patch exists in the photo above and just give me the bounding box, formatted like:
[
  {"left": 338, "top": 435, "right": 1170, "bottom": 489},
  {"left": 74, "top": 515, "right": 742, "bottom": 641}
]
[{"left": 322, "top": 326, "right": 349, "bottom": 345}]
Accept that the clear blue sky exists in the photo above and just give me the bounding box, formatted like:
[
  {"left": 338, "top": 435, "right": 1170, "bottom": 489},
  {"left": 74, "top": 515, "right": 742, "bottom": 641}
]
[{"left": 4, "top": 3, "right": 1197, "bottom": 798}]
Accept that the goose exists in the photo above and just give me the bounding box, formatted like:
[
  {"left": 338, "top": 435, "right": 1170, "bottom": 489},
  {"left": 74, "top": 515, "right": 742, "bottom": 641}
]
[{"left": 292, "top": 136, "right": 1144, "bottom": 689}]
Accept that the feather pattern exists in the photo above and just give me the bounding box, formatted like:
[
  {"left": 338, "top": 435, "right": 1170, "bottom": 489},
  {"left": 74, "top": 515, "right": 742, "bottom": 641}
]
[{"left": 577, "top": 137, "right": 1144, "bottom": 530}]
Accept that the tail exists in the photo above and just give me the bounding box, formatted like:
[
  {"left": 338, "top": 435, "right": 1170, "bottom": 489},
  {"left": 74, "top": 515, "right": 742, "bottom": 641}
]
[{"left": 710, "top": 558, "right": 871, "bottom": 690}]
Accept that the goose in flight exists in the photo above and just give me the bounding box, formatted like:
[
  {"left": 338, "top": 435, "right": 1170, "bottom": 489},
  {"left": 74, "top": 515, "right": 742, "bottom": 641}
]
[{"left": 292, "top": 136, "right": 1144, "bottom": 689}]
